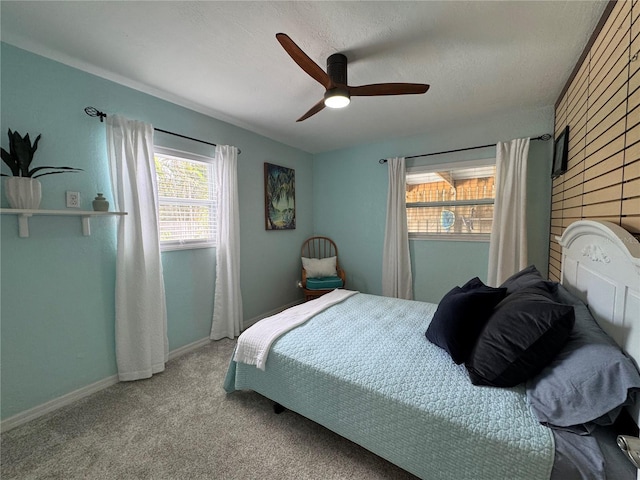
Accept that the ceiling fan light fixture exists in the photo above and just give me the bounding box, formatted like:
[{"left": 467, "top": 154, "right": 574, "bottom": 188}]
[{"left": 324, "top": 87, "right": 350, "bottom": 109}]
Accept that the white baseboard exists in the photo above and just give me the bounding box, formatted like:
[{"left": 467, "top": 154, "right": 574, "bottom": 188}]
[
  {"left": 242, "top": 298, "right": 303, "bottom": 329},
  {"left": 2, "top": 299, "right": 301, "bottom": 434},
  {"left": 1, "top": 336, "right": 211, "bottom": 433},
  {"left": 0, "top": 374, "right": 119, "bottom": 433},
  {"left": 168, "top": 336, "right": 211, "bottom": 361}
]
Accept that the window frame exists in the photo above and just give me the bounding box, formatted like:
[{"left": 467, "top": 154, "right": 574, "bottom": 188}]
[
  {"left": 154, "top": 146, "right": 217, "bottom": 252},
  {"left": 406, "top": 158, "right": 495, "bottom": 242}
]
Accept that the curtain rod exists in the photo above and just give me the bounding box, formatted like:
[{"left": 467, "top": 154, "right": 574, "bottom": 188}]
[
  {"left": 378, "top": 134, "right": 552, "bottom": 164},
  {"left": 84, "top": 107, "right": 241, "bottom": 154}
]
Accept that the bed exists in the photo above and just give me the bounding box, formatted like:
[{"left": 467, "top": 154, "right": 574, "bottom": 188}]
[{"left": 224, "top": 220, "right": 640, "bottom": 480}]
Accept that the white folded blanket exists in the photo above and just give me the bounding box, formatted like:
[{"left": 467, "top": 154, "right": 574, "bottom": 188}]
[{"left": 234, "top": 289, "right": 358, "bottom": 370}]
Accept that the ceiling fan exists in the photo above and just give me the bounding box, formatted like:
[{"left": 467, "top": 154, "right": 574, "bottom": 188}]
[{"left": 276, "top": 33, "right": 430, "bottom": 122}]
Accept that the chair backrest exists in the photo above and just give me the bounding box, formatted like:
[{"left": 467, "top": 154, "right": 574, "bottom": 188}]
[{"left": 301, "top": 236, "right": 339, "bottom": 262}]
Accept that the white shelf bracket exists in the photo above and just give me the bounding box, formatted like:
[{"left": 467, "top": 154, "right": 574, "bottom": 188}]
[
  {"left": 82, "top": 216, "right": 91, "bottom": 236},
  {"left": 18, "top": 214, "right": 32, "bottom": 238}
]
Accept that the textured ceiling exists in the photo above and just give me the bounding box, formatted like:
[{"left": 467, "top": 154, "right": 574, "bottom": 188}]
[{"left": 1, "top": 1, "right": 608, "bottom": 153}]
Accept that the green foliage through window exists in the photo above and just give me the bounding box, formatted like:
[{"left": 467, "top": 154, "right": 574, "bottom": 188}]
[{"left": 155, "top": 150, "right": 215, "bottom": 249}]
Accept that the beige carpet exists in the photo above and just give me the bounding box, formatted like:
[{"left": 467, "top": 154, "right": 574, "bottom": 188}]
[{"left": 1, "top": 339, "right": 418, "bottom": 479}]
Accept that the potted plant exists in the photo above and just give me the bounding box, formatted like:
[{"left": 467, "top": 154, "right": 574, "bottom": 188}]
[{"left": 1, "top": 129, "right": 82, "bottom": 209}]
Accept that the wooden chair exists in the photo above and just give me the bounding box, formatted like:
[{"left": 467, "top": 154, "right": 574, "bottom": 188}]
[{"left": 301, "top": 236, "right": 346, "bottom": 301}]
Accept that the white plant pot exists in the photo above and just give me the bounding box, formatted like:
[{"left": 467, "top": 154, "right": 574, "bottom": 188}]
[{"left": 5, "top": 177, "right": 42, "bottom": 209}]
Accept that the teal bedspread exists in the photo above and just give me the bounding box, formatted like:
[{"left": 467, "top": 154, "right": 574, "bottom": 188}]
[{"left": 224, "top": 293, "right": 554, "bottom": 480}]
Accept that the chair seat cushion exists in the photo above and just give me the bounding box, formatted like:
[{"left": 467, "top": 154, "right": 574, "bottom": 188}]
[{"left": 306, "top": 276, "right": 344, "bottom": 290}]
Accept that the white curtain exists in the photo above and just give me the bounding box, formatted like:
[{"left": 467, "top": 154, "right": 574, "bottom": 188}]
[
  {"left": 487, "top": 137, "right": 531, "bottom": 286},
  {"left": 210, "top": 145, "right": 243, "bottom": 340},
  {"left": 382, "top": 157, "right": 413, "bottom": 300},
  {"left": 106, "top": 115, "right": 168, "bottom": 381}
]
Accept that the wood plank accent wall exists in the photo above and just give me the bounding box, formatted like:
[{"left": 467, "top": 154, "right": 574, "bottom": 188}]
[{"left": 549, "top": 0, "right": 640, "bottom": 281}]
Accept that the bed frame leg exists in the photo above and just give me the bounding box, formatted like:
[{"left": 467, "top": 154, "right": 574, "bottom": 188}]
[{"left": 273, "top": 403, "right": 285, "bottom": 414}]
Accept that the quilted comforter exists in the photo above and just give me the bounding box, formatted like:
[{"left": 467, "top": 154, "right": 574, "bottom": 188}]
[{"left": 224, "top": 293, "right": 555, "bottom": 480}]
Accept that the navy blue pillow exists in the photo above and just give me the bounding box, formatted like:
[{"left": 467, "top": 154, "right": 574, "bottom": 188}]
[
  {"left": 426, "top": 278, "right": 506, "bottom": 365},
  {"left": 460, "top": 276, "right": 486, "bottom": 290},
  {"left": 466, "top": 287, "right": 575, "bottom": 388},
  {"left": 499, "top": 265, "right": 558, "bottom": 295}
]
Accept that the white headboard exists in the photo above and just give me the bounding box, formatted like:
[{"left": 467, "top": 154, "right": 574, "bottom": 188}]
[{"left": 557, "top": 220, "right": 640, "bottom": 428}]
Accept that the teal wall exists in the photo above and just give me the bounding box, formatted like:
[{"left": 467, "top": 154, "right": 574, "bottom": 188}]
[
  {"left": 313, "top": 106, "right": 554, "bottom": 303},
  {"left": 0, "top": 42, "right": 554, "bottom": 423},
  {"left": 0, "top": 43, "right": 313, "bottom": 420}
]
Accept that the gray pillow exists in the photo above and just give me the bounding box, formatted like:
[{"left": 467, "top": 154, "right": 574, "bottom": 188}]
[{"left": 526, "top": 285, "right": 640, "bottom": 434}]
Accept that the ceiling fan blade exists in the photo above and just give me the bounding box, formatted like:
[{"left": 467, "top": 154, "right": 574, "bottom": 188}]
[
  {"left": 276, "top": 33, "right": 333, "bottom": 89},
  {"left": 349, "top": 83, "right": 430, "bottom": 96},
  {"left": 296, "top": 99, "right": 326, "bottom": 122}
]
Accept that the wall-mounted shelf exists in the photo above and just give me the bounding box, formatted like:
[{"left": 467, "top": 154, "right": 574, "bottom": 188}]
[{"left": 0, "top": 209, "right": 127, "bottom": 238}]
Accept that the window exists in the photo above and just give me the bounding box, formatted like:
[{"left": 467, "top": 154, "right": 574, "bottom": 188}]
[
  {"left": 406, "top": 159, "right": 495, "bottom": 241},
  {"left": 154, "top": 147, "right": 216, "bottom": 251}
]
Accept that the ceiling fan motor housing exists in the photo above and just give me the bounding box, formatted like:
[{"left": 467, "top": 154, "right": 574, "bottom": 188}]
[{"left": 327, "top": 53, "right": 348, "bottom": 85}]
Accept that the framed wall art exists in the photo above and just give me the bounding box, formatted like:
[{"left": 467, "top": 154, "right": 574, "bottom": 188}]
[
  {"left": 552, "top": 125, "right": 569, "bottom": 178},
  {"left": 264, "top": 162, "right": 296, "bottom": 230}
]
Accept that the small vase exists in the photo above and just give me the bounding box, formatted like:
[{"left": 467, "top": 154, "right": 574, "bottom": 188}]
[
  {"left": 92, "top": 193, "right": 109, "bottom": 212},
  {"left": 5, "top": 177, "right": 42, "bottom": 209}
]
